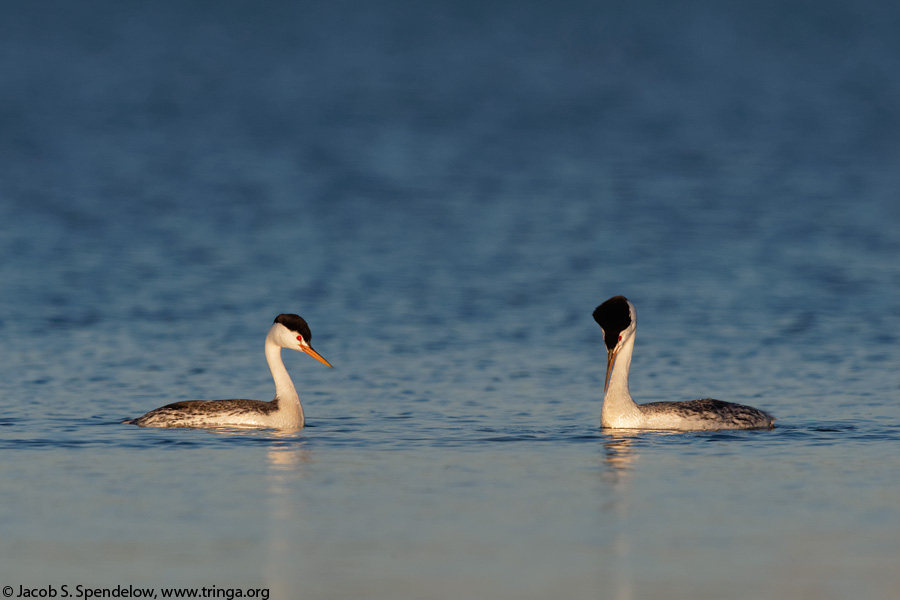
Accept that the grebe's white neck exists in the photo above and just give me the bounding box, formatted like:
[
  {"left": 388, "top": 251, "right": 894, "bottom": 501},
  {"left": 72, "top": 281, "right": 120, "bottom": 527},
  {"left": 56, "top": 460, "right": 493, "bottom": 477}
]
[
  {"left": 601, "top": 326, "right": 643, "bottom": 428},
  {"left": 265, "top": 328, "right": 304, "bottom": 428}
]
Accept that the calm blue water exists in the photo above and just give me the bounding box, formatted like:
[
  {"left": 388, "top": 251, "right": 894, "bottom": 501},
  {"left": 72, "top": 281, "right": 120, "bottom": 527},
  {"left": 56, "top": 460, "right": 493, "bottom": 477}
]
[{"left": 1, "top": 1, "right": 899, "bottom": 598}]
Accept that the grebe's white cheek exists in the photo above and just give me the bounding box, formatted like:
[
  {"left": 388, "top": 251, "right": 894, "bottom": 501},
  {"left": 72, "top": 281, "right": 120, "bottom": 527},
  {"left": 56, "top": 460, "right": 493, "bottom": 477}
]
[{"left": 274, "top": 324, "right": 297, "bottom": 348}]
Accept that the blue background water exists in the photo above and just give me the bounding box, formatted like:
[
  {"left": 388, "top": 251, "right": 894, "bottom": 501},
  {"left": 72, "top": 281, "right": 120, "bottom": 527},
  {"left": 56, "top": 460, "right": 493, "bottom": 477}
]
[{"left": 1, "top": 1, "right": 898, "bottom": 598}]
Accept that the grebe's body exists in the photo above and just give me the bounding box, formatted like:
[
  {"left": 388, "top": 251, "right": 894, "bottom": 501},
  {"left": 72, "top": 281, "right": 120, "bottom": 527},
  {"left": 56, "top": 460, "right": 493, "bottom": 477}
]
[
  {"left": 593, "top": 296, "right": 774, "bottom": 431},
  {"left": 124, "top": 314, "right": 332, "bottom": 429}
]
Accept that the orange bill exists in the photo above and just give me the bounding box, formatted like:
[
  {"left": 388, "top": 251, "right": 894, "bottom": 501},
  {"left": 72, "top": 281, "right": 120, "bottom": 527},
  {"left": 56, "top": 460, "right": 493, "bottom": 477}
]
[{"left": 302, "top": 345, "right": 334, "bottom": 368}]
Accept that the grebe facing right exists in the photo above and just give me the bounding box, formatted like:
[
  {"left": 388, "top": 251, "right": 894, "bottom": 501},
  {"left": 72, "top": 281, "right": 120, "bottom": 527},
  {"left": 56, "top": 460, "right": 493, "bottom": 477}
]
[
  {"left": 592, "top": 296, "right": 774, "bottom": 431},
  {"left": 124, "top": 314, "right": 333, "bottom": 429}
]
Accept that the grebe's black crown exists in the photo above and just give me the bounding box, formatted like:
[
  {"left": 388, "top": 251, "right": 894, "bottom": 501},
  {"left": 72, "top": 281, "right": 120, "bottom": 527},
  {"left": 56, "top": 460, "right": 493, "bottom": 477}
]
[
  {"left": 274, "top": 314, "right": 312, "bottom": 343},
  {"left": 592, "top": 296, "right": 632, "bottom": 350}
]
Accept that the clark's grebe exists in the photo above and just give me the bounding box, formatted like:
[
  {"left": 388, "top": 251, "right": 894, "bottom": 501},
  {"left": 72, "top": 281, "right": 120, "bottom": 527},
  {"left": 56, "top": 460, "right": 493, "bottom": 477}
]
[
  {"left": 593, "top": 296, "right": 774, "bottom": 430},
  {"left": 124, "top": 314, "right": 332, "bottom": 429}
]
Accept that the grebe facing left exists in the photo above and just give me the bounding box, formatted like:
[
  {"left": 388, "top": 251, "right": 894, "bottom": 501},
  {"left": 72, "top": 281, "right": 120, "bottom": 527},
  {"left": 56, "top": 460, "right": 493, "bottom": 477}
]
[
  {"left": 124, "top": 314, "right": 333, "bottom": 429},
  {"left": 592, "top": 296, "right": 774, "bottom": 431}
]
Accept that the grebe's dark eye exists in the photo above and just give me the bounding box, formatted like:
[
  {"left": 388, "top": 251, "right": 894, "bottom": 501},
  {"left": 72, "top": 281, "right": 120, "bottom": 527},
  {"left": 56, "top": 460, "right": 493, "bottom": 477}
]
[{"left": 297, "top": 335, "right": 303, "bottom": 342}]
